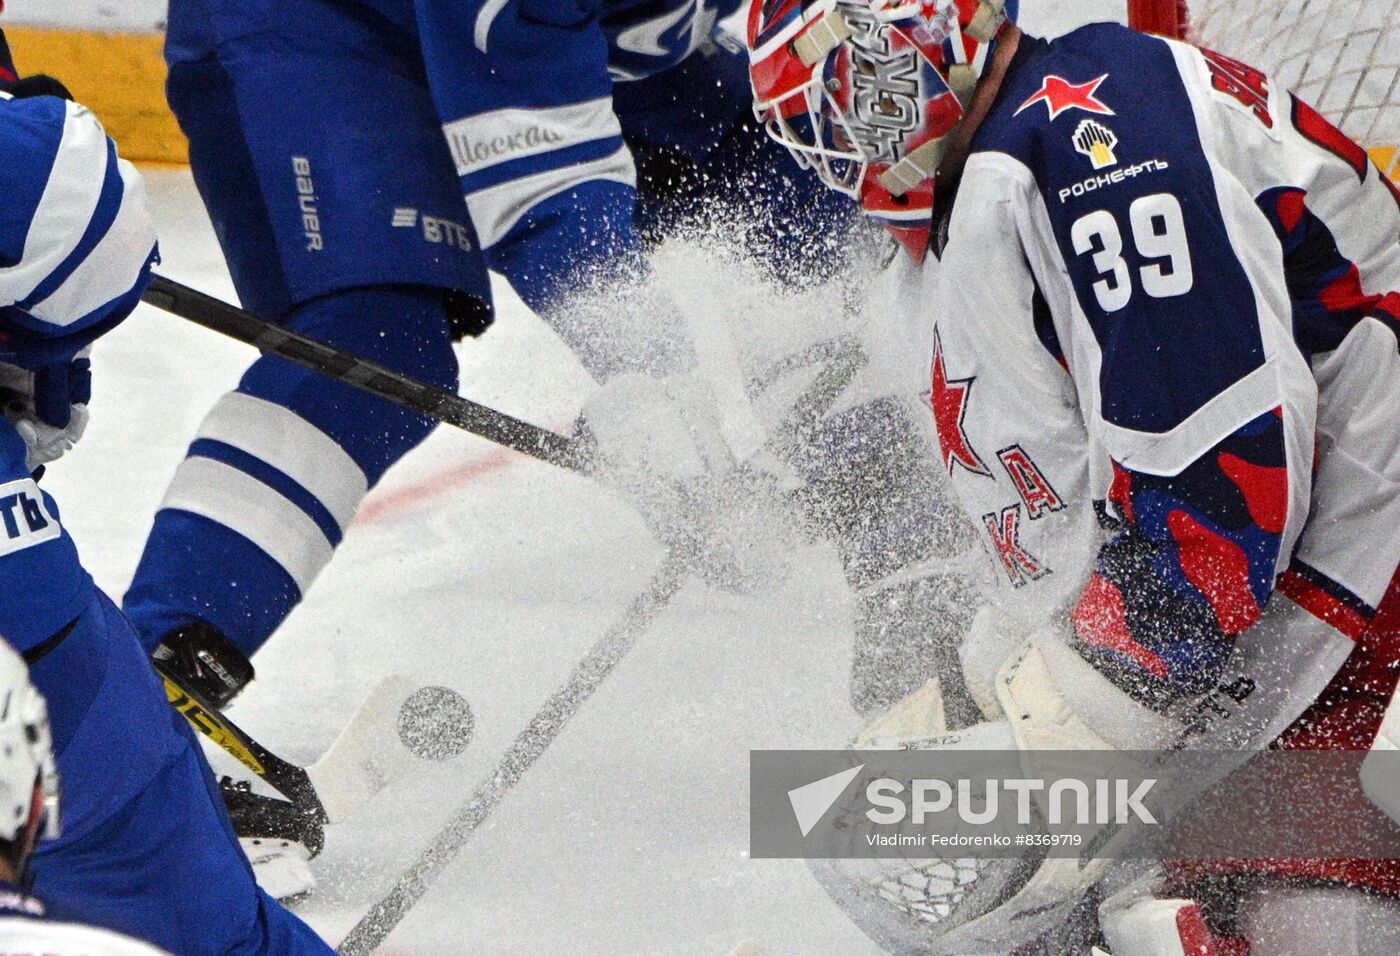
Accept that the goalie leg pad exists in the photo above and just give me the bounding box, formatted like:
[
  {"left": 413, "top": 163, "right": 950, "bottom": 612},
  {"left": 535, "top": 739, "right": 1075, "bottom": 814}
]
[
  {"left": 1100, "top": 896, "right": 1247, "bottom": 956},
  {"left": 996, "top": 631, "right": 1182, "bottom": 755},
  {"left": 1239, "top": 884, "right": 1400, "bottom": 956}
]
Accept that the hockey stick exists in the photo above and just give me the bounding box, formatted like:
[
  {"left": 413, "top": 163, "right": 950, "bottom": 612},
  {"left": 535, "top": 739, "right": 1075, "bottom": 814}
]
[
  {"left": 336, "top": 341, "right": 869, "bottom": 954},
  {"left": 144, "top": 272, "right": 868, "bottom": 950},
  {"left": 143, "top": 275, "right": 693, "bottom": 947},
  {"left": 163, "top": 661, "right": 425, "bottom": 828},
  {"left": 336, "top": 550, "right": 689, "bottom": 955},
  {"left": 157, "top": 660, "right": 325, "bottom": 818},
  {"left": 140, "top": 275, "right": 588, "bottom": 473}
]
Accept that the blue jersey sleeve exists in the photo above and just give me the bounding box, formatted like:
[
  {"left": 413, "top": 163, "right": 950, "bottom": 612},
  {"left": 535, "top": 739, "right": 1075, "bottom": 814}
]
[
  {"left": 0, "top": 95, "right": 159, "bottom": 368},
  {"left": 0, "top": 426, "right": 90, "bottom": 653},
  {"left": 416, "top": 0, "right": 637, "bottom": 311},
  {"left": 415, "top": 0, "right": 738, "bottom": 312}
]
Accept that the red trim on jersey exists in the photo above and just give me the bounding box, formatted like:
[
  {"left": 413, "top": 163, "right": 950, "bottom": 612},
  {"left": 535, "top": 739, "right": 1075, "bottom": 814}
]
[
  {"left": 1292, "top": 95, "right": 1369, "bottom": 180},
  {"left": 1277, "top": 569, "right": 1370, "bottom": 640},
  {"left": 1374, "top": 291, "right": 1400, "bottom": 327},
  {"left": 1318, "top": 262, "right": 1378, "bottom": 315},
  {"left": 1072, "top": 573, "right": 1170, "bottom": 679},
  {"left": 1167, "top": 510, "right": 1261, "bottom": 635},
  {"left": 1276, "top": 188, "right": 1307, "bottom": 234},
  {"left": 1218, "top": 452, "right": 1288, "bottom": 534},
  {"left": 1108, "top": 460, "right": 1135, "bottom": 524},
  {"left": 1383, "top": 172, "right": 1400, "bottom": 213},
  {"left": 1201, "top": 48, "right": 1274, "bottom": 129}
]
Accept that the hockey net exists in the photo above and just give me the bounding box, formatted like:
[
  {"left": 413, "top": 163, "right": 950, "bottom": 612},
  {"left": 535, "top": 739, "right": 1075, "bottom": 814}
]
[{"left": 1131, "top": 0, "right": 1400, "bottom": 180}]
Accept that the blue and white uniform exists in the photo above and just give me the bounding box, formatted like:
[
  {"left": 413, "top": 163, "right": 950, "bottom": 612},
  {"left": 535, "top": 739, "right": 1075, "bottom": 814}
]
[
  {"left": 0, "top": 93, "right": 332, "bottom": 955},
  {"left": 126, "top": 0, "right": 849, "bottom": 663}
]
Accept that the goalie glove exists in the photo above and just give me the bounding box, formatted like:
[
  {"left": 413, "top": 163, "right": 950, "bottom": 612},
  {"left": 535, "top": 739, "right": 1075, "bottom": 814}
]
[
  {"left": 0, "top": 352, "right": 92, "bottom": 474},
  {"left": 580, "top": 371, "right": 798, "bottom": 593}
]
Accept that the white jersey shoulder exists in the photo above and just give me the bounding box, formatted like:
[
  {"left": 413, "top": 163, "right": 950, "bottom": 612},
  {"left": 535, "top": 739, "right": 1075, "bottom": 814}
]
[{"left": 0, "top": 914, "right": 171, "bottom": 955}]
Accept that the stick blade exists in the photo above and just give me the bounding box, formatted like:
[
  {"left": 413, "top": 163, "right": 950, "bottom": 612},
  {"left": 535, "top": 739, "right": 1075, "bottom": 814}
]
[{"left": 307, "top": 675, "right": 418, "bottom": 824}]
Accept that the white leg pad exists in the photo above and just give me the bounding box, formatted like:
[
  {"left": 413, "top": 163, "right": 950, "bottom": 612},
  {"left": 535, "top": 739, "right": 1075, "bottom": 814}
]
[
  {"left": 1101, "top": 897, "right": 1228, "bottom": 956},
  {"left": 1241, "top": 885, "right": 1400, "bottom": 956}
]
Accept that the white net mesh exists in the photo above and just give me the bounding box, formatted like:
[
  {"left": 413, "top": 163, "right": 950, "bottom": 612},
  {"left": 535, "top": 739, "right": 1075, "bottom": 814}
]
[
  {"left": 1187, "top": 0, "right": 1400, "bottom": 150},
  {"left": 866, "top": 858, "right": 986, "bottom": 923},
  {"left": 807, "top": 856, "right": 1009, "bottom": 955}
]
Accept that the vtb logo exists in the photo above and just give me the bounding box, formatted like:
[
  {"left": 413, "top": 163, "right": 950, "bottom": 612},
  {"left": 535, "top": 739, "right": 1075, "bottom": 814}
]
[{"left": 0, "top": 479, "right": 60, "bottom": 557}]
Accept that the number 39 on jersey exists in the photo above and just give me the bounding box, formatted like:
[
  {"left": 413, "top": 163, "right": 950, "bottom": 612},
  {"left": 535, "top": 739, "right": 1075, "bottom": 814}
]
[{"left": 1071, "top": 192, "right": 1195, "bottom": 312}]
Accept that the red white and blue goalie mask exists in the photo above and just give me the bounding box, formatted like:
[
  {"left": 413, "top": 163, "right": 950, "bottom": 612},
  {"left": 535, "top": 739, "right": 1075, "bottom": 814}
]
[{"left": 748, "top": 0, "right": 1013, "bottom": 257}]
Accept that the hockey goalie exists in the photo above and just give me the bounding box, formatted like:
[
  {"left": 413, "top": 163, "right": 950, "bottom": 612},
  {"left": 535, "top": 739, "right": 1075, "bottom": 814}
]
[{"left": 747, "top": 0, "right": 1400, "bottom": 952}]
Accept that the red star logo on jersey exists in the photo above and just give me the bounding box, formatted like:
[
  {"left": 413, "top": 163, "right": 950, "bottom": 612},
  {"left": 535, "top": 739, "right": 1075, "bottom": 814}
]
[
  {"left": 927, "top": 333, "right": 992, "bottom": 478},
  {"left": 1015, "top": 74, "right": 1115, "bottom": 121}
]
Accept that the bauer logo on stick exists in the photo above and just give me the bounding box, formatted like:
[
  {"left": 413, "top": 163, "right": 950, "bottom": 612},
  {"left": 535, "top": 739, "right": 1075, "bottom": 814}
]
[{"left": 1073, "top": 119, "right": 1119, "bottom": 169}]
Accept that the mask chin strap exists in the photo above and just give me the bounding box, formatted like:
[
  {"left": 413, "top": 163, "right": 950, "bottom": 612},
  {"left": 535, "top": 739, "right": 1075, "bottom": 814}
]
[
  {"left": 793, "top": 9, "right": 851, "bottom": 66},
  {"left": 878, "top": 137, "right": 948, "bottom": 195},
  {"left": 966, "top": 0, "right": 1007, "bottom": 42}
]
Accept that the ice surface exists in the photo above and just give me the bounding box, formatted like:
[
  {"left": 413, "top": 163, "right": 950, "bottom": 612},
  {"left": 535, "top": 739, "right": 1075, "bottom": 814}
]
[
  {"left": 37, "top": 6, "right": 1135, "bottom": 950},
  {"left": 44, "top": 169, "right": 881, "bottom": 955}
]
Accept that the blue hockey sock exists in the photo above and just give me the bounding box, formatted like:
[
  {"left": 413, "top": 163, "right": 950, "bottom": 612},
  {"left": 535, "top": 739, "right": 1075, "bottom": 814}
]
[{"left": 124, "top": 284, "right": 459, "bottom": 657}]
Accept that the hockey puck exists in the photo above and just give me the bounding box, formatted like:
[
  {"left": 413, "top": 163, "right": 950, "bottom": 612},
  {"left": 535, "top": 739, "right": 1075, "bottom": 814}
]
[{"left": 397, "top": 686, "right": 474, "bottom": 761}]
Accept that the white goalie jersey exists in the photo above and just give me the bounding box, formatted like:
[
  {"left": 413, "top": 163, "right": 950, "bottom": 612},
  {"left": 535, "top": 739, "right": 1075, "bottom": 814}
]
[
  {"left": 918, "top": 21, "right": 1400, "bottom": 748},
  {"left": 0, "top": 911, "right": 171, "bottom": 955}
]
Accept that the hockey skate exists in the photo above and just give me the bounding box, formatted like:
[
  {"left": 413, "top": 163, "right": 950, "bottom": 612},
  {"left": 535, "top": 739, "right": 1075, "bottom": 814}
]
[
  {"left": 221, "top": 776, "right": 324, "bottom": 901},
  {"left": 155, "top": 622, "right": 323, "bottom": 899}
]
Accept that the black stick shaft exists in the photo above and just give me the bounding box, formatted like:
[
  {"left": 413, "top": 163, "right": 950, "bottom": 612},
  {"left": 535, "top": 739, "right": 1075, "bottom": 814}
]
[
  {"left": 140, "top": 274, "right": 586, "bottom": 472},
  {"left": 156, "top": 659, "right": 325, "bottom": 819}
]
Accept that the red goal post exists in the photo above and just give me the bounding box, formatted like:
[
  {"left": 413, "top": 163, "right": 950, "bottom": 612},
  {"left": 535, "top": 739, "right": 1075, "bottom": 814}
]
[
  {"left": 1127, "top": 0, "right": 1189, "bottom": 37},
  {"left": 1126, "top": 0, "right": 1400, "bottom": 181}
]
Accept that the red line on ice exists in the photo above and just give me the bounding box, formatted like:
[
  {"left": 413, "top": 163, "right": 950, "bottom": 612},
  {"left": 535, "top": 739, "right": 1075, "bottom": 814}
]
[
  {"left": 352, "top": 417, "right": 575, "bottom": 527},
  {"left": 353, "top": 446, "right": 519, "bottom": 526}
]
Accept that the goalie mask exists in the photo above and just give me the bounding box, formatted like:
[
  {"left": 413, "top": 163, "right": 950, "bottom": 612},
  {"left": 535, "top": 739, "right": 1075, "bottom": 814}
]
[
  {"left": 0, "top": 641, "right": 58, "bottom": 883},
  {"left": 747, "top": 0, "right": 1016, "bottom": 258}
]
